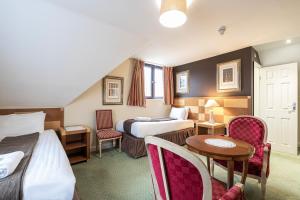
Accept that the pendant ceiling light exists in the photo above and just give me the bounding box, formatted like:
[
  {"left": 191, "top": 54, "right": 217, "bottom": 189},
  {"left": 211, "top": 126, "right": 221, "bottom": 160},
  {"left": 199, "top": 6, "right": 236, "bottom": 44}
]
[{"left": 159, "top": 0, "right": 187, "bottom": 28}]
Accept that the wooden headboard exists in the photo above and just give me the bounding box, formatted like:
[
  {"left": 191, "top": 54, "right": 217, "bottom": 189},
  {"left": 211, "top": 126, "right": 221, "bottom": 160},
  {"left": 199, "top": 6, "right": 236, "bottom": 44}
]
[{"left": 0, "top": 108, "right": 64, "bottom": 131}]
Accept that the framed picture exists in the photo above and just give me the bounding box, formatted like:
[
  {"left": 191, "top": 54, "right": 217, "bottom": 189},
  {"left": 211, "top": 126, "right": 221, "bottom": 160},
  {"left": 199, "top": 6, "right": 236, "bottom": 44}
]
[
  {"left": 176, "top": 70, "right": 190, "bottom": 94},
  {"left": 217, "top": 59, "right": 241, "bottom": 92},
  {"left": 103, "top": 76, "right": 124, "bottom": 105}
]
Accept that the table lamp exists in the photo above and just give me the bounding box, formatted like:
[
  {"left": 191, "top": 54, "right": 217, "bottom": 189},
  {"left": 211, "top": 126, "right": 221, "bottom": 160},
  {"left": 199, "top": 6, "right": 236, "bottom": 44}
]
[{"left": 204, "top": 99, "right": 219, "bottom": 124}]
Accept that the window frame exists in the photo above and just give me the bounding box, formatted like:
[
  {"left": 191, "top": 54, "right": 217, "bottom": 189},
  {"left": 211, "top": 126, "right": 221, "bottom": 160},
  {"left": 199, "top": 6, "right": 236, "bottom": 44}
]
[{"left": 144, "top": 63, "right": 164, "bottom": 99}]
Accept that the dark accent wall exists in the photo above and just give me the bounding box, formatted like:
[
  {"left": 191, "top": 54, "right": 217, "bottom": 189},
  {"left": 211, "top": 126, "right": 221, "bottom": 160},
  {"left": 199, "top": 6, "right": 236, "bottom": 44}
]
[{"left": 174, "top": 47, "right": 260, "bottom": 98}]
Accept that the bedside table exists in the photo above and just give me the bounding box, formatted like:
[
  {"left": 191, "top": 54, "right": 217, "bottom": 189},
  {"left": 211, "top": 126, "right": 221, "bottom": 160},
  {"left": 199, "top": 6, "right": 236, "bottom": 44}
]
[
  {"left": 195, "top": 121, "right": 225, "bottom": 135},
  {"left": 59, "top": 125, "right": 91, "bottom": 164}
]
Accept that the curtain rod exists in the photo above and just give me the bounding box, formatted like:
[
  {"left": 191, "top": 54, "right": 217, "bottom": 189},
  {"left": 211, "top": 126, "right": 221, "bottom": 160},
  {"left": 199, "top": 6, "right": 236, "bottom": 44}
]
[{"left": 130, "top": 57, "right": 175, "bottom": 68}]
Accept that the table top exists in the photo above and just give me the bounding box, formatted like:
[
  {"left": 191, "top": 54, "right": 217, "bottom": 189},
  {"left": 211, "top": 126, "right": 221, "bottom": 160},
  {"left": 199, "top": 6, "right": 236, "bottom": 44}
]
[
  {"left": 59, "top": 125, "right": 90, "bottom": 136},
  {"left": 186, "top": 135, "right": 254, "bottom": 160},
  {"left": 196, "top": 121, "right": 225, "bottom": 128}
]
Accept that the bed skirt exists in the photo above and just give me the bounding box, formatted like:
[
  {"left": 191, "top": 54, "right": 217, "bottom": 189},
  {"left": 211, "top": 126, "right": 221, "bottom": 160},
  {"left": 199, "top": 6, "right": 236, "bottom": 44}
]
[{"left": 121, "top": 127, "right": 195, "bottom": 158}]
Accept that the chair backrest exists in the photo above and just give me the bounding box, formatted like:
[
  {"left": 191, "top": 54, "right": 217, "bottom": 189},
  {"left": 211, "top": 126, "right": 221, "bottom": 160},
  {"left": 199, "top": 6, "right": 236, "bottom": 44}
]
[
  {"left": 145, "top": 136, "right": 212, "bottom": 200},
  {"left": 96, "top": 110, "right": 113, "bottom": 130},
  {"left": 228, "top": 115, "right": 268, "bottom": 156}
]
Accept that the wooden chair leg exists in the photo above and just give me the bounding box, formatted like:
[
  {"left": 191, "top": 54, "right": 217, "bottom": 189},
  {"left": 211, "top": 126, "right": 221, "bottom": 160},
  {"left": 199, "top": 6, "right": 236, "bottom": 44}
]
[
  {"left": 119, "top": 137, "right": 122, "bottom": 152},
  {"left": 261, "top": 177, "right": 267, "bottom": 199},
  {"left": 211, "top": 160, "right": 215, "bottom": 177},
  {"left": 113, "top": 139, "right": 116, "bottom": 147},
  {"left": 99, "top": 140, "right": 102, "bottom": 158}
]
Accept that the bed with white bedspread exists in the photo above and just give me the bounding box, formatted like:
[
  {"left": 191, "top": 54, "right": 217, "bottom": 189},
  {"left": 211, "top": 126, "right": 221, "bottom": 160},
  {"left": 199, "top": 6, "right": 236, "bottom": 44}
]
[
  {"left": 23, "top": 130, "right": 75, "bottom": 200},
  {"left": 0, "top": 109, "right": 76, "bottom": 200},
  {"left": 117, "top": 107, "right": 195, "bottom": 158}
]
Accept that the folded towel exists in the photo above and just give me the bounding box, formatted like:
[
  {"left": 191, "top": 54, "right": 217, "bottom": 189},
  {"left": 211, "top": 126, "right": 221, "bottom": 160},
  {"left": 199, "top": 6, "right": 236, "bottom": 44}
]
[
  {"left": 134, "top": 117, "right": 152, "bottom": 121},
  {"left": 0, "top": 151, "right": 24, "bottom": 179}
]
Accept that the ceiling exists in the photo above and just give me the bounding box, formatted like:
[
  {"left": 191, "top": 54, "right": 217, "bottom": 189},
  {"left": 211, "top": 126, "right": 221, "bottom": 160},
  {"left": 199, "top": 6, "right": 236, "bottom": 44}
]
[{"left": 1, "top": 0, "right": 300, "bottom": 107}]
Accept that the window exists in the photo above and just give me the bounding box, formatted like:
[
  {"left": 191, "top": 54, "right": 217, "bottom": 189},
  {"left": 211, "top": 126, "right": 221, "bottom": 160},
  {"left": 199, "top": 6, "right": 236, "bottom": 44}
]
[{"left": 144, "top": 64, "right": 164, "bottom": 98}]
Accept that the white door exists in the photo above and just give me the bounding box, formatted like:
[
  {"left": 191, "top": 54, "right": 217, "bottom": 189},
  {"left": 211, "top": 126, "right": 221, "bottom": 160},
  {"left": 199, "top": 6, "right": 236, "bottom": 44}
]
[{"left": 259, "top": 63, "right": 298, "bottom": 155}]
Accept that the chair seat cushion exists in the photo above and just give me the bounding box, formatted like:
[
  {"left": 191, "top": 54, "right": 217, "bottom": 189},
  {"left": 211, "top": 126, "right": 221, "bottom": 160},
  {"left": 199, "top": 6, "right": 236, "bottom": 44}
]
[
  {"left": 215, "top": 155, "right": 263, "bottom": 177},
  {"left": 212, "top": 178, "right": 227, "bottom": 200},
  {"left": 97, "top": 130, "right": 122, "bottom": 139}
]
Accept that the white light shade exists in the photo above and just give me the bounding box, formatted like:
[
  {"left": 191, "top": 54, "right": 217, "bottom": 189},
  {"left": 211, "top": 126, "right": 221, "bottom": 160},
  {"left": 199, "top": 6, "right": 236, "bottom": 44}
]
[
  {"left": 204, "top": 99, "right": 219, "bottom": 108},
  {"left": 159, "top": 0, "right": 187, "bottom": 28}
]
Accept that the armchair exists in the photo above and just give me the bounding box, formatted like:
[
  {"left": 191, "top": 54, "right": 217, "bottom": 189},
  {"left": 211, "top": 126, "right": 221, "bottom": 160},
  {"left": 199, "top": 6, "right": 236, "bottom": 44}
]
[
  {"left": 212, "top": 115, "right": 271, "bottom": 198},
  {"left": 145, "top": 136, "right": 244, "bottom": 200}
]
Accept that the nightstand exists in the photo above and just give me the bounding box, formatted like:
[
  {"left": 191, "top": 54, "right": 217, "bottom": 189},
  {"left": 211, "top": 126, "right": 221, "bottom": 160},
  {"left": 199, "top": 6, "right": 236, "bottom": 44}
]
[
  {"left": 195, "top": 121, "right": 226, "bottom": 135},
  {"left": 59, "top": 125, "right": 91, "bottom": 164}
]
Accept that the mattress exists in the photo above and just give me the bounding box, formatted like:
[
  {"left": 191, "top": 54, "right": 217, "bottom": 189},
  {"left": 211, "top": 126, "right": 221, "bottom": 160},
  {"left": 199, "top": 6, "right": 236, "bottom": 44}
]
[
  {"left": 116, "top": 119, "right": 194, "bottom": 138},
  {"left": 23, "top": 130, "right": 76, "bottom": 200}
]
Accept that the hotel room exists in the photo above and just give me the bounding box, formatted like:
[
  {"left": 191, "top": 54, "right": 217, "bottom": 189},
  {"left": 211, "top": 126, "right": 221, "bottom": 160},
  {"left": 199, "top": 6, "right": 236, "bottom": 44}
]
[{"left": 0, "top": 0, "right": 299, "bottom": 200}]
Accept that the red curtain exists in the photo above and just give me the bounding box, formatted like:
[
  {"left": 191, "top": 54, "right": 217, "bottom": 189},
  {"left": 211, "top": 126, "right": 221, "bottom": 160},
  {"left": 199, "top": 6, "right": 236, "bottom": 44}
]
[
  {"left": 127, "top": 59, "right": 146, "bottom": 107},
  {"left": 163, "top": 67, "right": 174, "bottom": 105}
]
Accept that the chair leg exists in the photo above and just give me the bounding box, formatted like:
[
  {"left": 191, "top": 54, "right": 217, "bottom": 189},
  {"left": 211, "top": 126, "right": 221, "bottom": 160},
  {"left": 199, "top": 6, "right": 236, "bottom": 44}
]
[
  {"left": 211, "top": 160, "right": 215, "bottom": 177},
  {"left": 99, "top": 140, "right": 102, "bottom": 158},
  {"left": 119, "top": 137, "right": 122, "bottom": 152},
  {"left": 261, "top": 177, "right": 267, "bottom": 199},
  {"left": 113, "top": 139, "right": 116, "bottom": 147}
]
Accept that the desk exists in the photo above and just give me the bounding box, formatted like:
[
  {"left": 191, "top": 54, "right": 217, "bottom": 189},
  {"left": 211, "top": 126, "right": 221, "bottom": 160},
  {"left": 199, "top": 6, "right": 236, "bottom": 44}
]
[{"left": 186, "top": 135, "right": 254, "bottom": 188}]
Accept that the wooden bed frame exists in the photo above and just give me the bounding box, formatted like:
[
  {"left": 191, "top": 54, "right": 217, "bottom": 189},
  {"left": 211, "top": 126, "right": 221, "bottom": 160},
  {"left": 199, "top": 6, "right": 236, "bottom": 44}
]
[{"left": 0, "top": 108, "right": 64, "bottom": 131}]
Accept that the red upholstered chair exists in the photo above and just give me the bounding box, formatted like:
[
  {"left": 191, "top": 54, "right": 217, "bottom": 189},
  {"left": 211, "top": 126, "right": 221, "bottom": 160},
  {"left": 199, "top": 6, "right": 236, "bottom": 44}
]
[
  {"left": 96, "top": 110, "right": 122, "bottom": 158},
  {"left": 212, "top": 115, "right": 271, "bottom": 198},
  {"left": 145, "top": 136, "right": 244, "bottom": 200}
]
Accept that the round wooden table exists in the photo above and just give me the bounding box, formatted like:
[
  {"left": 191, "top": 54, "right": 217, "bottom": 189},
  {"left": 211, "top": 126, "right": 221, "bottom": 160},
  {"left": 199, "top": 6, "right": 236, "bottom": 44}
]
[{"left": 186, "top": 135, "right": 254, "bottom": 189}]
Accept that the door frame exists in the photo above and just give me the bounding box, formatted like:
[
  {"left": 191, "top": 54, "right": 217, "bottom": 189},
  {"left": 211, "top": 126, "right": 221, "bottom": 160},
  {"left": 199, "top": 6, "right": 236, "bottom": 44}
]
[{"left": 253, "top": 62, "right": 262, "bottom": 117}]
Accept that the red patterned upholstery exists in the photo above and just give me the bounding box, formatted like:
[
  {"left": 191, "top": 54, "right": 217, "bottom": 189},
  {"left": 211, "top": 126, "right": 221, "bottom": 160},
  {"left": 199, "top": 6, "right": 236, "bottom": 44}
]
[
  {"left": 148, "top": 145, "right": 167, "bottom": 200},
  {"left": 147, "top": 142, "right": 243, "bottom": 200},
  {"left": 220, "top": 185, "right": 244, "bottom": 200},
  {"left": 96, "top": 110, "right": 113, "bottom": 130},
  {"left": 228, "top": 117, "right": 264, "bottom": 157},
  {"left": 216, "top": 116, "right": 271, "bottom": 178},
  {"left": 97, "top": 130, "right": 122, "bottom": 139},
  {"left": 216, "top": 155, "right": 263, "bottom": 177}
]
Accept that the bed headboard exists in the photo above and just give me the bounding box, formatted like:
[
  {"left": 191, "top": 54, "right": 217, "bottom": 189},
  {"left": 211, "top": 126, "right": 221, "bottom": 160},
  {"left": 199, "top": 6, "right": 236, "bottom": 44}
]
[{"left": 0, "top": 108, "right": 64, "bottom": 131}]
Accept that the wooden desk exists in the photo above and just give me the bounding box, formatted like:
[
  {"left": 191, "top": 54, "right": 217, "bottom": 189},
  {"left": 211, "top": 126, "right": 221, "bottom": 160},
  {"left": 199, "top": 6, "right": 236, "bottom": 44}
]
[
  {"left": 195, "top": 121, "right": 225, "bottom": 135},
  {"left": 186, "top": 135, "right": 254, "bottom": 188},
  {"left": 59, "top": 126, "right": 91, "bottom": 164}
]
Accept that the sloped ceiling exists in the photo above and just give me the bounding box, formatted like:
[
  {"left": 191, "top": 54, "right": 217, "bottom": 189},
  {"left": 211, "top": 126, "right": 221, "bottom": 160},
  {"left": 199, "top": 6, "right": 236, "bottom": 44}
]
[{"left": 1, "top": 0, "right": 300, "bottom": 107}]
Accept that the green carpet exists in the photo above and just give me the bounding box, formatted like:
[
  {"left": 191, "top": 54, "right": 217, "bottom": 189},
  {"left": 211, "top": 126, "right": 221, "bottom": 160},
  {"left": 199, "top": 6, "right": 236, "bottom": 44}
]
[{"left": 72, "top": 149, "right": 300, "bottom": 200}]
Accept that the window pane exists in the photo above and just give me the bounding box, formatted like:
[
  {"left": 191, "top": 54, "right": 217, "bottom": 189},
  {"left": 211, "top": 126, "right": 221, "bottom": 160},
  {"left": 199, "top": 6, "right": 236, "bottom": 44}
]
[
  {"left": 154, "top": 68, "right": 163, "bottom": 98},
  {"left": 144, "top": 66, "right": 152, "bottom": 97}
]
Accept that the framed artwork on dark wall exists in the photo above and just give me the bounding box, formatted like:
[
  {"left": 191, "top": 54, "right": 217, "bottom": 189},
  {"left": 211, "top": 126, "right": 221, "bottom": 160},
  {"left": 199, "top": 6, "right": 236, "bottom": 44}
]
[
  {"left": 103, "top": 76, "right": 124, "bottom": 105},
  {"left": 176, "top": 70, "right": 190, "bottom": 94},
  {"left": 217, "top": 59, "right": 241, "bottom": 92}
]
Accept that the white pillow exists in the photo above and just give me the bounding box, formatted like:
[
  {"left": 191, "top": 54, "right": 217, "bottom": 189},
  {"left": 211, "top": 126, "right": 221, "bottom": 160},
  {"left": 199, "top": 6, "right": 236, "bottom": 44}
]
[
  {"left": 169, "top": 107, "right": 187, "bottom": 120},
  {"left": 0, "top": 112, "right": 46, "bottom": 141},
  {"left": 184, "top": 107, "right": 190, "bottom": 120}
]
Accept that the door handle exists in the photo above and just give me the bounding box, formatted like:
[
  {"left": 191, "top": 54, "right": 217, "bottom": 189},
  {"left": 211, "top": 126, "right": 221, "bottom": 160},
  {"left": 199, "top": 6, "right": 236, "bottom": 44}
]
[{"left": 288, "top": 102, "right": 296, "bottom": 113}]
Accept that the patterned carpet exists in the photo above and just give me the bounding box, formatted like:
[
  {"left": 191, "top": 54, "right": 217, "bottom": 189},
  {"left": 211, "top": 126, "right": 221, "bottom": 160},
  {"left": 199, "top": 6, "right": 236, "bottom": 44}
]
[{"left": 72, "top": 149, "right": 300, "bottom": 200}]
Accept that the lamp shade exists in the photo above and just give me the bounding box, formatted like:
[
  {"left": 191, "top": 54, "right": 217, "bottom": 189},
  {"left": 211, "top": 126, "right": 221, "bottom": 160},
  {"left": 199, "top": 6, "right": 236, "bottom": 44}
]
[
  {"left": 159, "top": 0, "right": 187, "bottom": 28},
  {"left": 204, "top": 99, "right": 219, "bottom": 108}
]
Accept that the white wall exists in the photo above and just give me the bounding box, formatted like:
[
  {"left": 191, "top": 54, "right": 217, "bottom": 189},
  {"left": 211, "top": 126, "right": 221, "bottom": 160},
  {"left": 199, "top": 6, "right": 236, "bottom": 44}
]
[
  {"left": 256, "top": 42, "right": 300, "bottom": 67},
  {"left": 0, "top": 0, "right": 145, "bottom": 108},
  {"left": 64, "top": 59, "right": 171, "bottom": 149}
]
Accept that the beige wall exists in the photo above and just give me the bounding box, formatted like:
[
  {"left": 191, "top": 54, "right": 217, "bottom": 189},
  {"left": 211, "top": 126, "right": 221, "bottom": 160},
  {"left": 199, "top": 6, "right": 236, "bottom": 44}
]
[{"left": 64, "top": 59, "right": 171, "bottom": 149}]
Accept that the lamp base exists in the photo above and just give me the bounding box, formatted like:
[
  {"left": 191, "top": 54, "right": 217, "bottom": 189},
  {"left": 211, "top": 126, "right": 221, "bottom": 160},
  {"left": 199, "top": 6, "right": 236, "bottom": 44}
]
[{"left": 208, "top": 110, "right": 215, "bottom": 124}]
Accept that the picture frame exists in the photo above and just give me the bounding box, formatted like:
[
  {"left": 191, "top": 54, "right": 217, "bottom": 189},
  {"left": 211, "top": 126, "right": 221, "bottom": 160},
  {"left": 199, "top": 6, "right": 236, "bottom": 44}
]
[
  {"left": 103, "top": 76, "right": 124, "bottom": 105},
  {"left": 216, "top": 59, "right": 241, "bottom": 93},
  {"left": 176, "top": 70, "right": 190, "bottom": 94}
]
